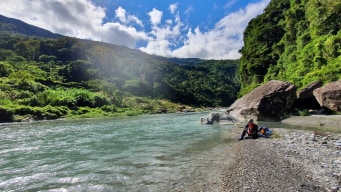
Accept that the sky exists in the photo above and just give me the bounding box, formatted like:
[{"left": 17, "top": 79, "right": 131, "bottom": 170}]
[{"left": 0, "top": 0, "right": 270, "bottom": 59}]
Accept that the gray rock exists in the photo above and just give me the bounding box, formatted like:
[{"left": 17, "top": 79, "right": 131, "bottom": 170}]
[
  {"left": 313, "top": 80, "right": 341, "bottom": 112},
  {"left": 228, "top": 80, "right": 297, "bottom": 121},
  {"left": 297, "top": 81, "right": 323, "bottom": 100},
  {"left": 334, "top": 140, "right": 341, "bottom": 148},
  {"left": 22, "top": 116, "right": 34, "bottom": 122},
  {"left": 201, "top": 112, "right": 237, "bottom": 124},
  {"left": 295, "top": 81, "right": 322, "bottom": 110}
]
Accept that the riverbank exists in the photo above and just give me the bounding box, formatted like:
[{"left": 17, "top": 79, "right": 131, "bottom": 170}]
[
  {"left": 282, "top": 115, "right": 341, "bottom": 131},
  {"left": 221, "top": 121, "right": 341, "bottom": 191}
]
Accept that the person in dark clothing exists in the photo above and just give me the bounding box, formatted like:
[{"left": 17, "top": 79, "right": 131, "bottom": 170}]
[{"left": 238, "top": 119, "right": 259, "bottom": 140}]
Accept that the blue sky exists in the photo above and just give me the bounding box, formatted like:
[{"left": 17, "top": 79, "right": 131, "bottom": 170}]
[{"left": 0, "top": 0, "right": 270, "bottom": 59}]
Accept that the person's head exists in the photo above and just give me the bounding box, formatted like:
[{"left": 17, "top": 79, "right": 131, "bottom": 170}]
[{"left": 248, "top": 119, "right": 253, "bottom": 124}]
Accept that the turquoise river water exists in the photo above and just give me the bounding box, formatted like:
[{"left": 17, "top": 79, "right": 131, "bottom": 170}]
[{"left": 0, "top": 112, "right": 242, "bottom": 191}]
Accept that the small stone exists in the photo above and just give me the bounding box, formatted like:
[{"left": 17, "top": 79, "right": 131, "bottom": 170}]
[
  {"left": 299, "top": 135, "right": 306, "bottom": 140},
  {"left": 332, "top": 172, "right": 341, "bottom": 177},
  {"left": 334, "top": 140, "right": 341, "bottom": 147},
  {"left": 330, "top": 137, "right": 338, "bottom": 140},
  {"left": 330, "top": 183, "right": 339, "bottom": 190}
]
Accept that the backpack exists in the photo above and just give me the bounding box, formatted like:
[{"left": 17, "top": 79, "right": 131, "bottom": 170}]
[{"left": 259, "top": 125, "right": 272, "bottom": 136}]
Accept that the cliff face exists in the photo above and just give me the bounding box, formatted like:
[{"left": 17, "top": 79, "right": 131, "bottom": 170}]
[{"left": 238, "top": 0, "right": 341, "bottom": 96}]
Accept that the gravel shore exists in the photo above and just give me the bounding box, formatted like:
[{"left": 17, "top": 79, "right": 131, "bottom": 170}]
[{"left": 221, "top": 120, "right": 341, "bottom": 192}]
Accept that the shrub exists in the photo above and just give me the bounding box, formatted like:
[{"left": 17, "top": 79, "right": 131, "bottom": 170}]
[
  {"left": 12, "top": 105, "right": 69, "bottom": 120},
  {"left": 298, "top": 109, "right": 310, "bottom": 116},
  {"left": 14, "top": 106, "right": 35, "bottom": 115},
  {"left": 93, "top": 95, "right": 109, "bottom": 107},
  {"left": 42, "top": 105, "right": 69, "bottom": 118},
  {"left": 101, "top": 105, "right": 117, "bottom": 112}
]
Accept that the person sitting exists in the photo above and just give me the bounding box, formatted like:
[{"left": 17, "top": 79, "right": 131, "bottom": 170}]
[{"left": 238, "top": 119, "right": 259, "bottom": 140}]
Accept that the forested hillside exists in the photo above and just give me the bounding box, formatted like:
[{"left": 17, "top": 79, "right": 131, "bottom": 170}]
[
  {"left": 239, "top": 0, "right": 341, "bottom": 95},
  {"left": 0, "top": 15, "right": 239, "bottom": 122},
  {"left": 0, "top": 15, "right": 63, "bottom": 38}
]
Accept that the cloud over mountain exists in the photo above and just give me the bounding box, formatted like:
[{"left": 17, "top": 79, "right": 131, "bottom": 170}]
[{"left": 0, "top": 0, "right": 270, "bottom": 59}]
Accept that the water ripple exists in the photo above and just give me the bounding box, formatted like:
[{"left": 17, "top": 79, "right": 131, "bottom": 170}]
[{"left": 0, "top": 113, "right": 235, "bottom": 191}]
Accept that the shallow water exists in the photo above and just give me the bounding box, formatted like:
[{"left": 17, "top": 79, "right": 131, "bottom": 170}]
[{"left": 0, "top": 112, "right": 237, "bottom": 191}]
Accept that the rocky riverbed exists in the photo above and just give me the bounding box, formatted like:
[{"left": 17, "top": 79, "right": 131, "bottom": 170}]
[{"left": 222, "top": 126, "right": 341, "bottom": 192}]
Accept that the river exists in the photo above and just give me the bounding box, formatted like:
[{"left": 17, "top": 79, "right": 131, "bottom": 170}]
[{"left": 0, "top": 112, "right": 240, "bottom": 191}]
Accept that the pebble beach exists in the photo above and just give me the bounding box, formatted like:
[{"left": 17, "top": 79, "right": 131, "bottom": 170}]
[{"left": 221, "top": 116, "right": 341, "bottom": 192}]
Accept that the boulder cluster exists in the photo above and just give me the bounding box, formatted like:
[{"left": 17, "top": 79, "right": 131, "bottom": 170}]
[{"left": 228, "top": 80, "right": 341, "bottom": 121}]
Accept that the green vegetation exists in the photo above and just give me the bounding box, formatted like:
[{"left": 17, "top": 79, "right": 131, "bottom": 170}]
[
  {"left": 0, "top": 32, "right": 239, "bottom": 122},
  {"left": 239, "top": 0, "right": 341, "bottom": 95},
  {"left": 7, "top": 0, "right": 340, "bottom": 124}
]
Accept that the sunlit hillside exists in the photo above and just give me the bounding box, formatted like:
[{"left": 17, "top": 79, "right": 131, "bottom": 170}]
[
  {"left": 239, "top": 0, "right": 341, "bottom": 95},
  {"left": 0, "top": 15, "right": 239, "bottom": 122}
]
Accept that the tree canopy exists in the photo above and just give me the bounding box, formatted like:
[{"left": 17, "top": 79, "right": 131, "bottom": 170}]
[
  {"left": 239, "top": 0, "right": 341, "bottom": 95},
  {"left": 0, "top": 32, "right": 239, "bottom": 122}
]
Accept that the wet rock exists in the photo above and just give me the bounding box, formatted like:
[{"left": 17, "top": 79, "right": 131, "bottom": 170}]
[
  {"left": 201, "top": 112, "right": 237, "bottom": 124},
  {"left": 21, "top": 116, "right": 34, "bottom": 122}
]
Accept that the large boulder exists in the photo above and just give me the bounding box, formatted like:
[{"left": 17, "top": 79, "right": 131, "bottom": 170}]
[
  {"left": 313, "top": 80, "right": 341, "bottom": 112},
  {"left": 297, "top": 81, "right": 323, "bottom": 100},
  {"left": 228, "top": 80, "right": 297, "bottom": 121},
  {"left": 201, "top": 112, "right": 237, "bottom": 124},
  {"left": 205, "top": 112, "right": 220, "bottom": 124},
  {"left": 295, "top": 81, "right": 322, "bottom": 110}
]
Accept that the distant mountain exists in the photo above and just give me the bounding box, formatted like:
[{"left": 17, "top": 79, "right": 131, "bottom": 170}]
[
  {"left": 0, "top": 14, "right": 63, "bottom": 38},
  {"left": 161, "top": 57, "right": 205, "bottom": 65},
  {"left": 0, "top": 14, "right": 240, "bottom": 119},
  {"left": 0, "top": 14, "right": 223, "bottom": 66}
]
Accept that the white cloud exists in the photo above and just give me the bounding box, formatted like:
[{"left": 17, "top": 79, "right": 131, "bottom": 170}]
[
  {"left": 0, "top": 0, "right": 270, "bottom": 59},
  {"left": 141, "top": 0, "right": 270, "bottom": 59},
  {"left": 148, "top": 8, "right": 163, "bottom": 26},
  {"left": 115, "top": 6, "right": 143, "bottom": 27},
  {"left": 184, "top": 6, "right": 194, "bottom": 16},
  {"left": 224, "top": 0, "right": 237, "bottom": 9},
  {"left": 140, "top": 10, "right": 184, "bottom": 58},
  {"left": 115, "top": 6, "right": 127, "bottom": 23},
  {"left": 100, "top": 23, "right": 148, "bottom": 48},
  {"left": 169, "top": 3, "right": 178, "bottom": 14},
  {"left": 0, "top": 0, "right": 147, "bottom": 48}
]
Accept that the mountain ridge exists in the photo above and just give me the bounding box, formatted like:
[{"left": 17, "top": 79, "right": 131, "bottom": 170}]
[
  {"left": 0, "top": 14, "right": 64, "bottom": 39},
  {"left": 0, "top": 14, "right": 240, "bottom": 122}
]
